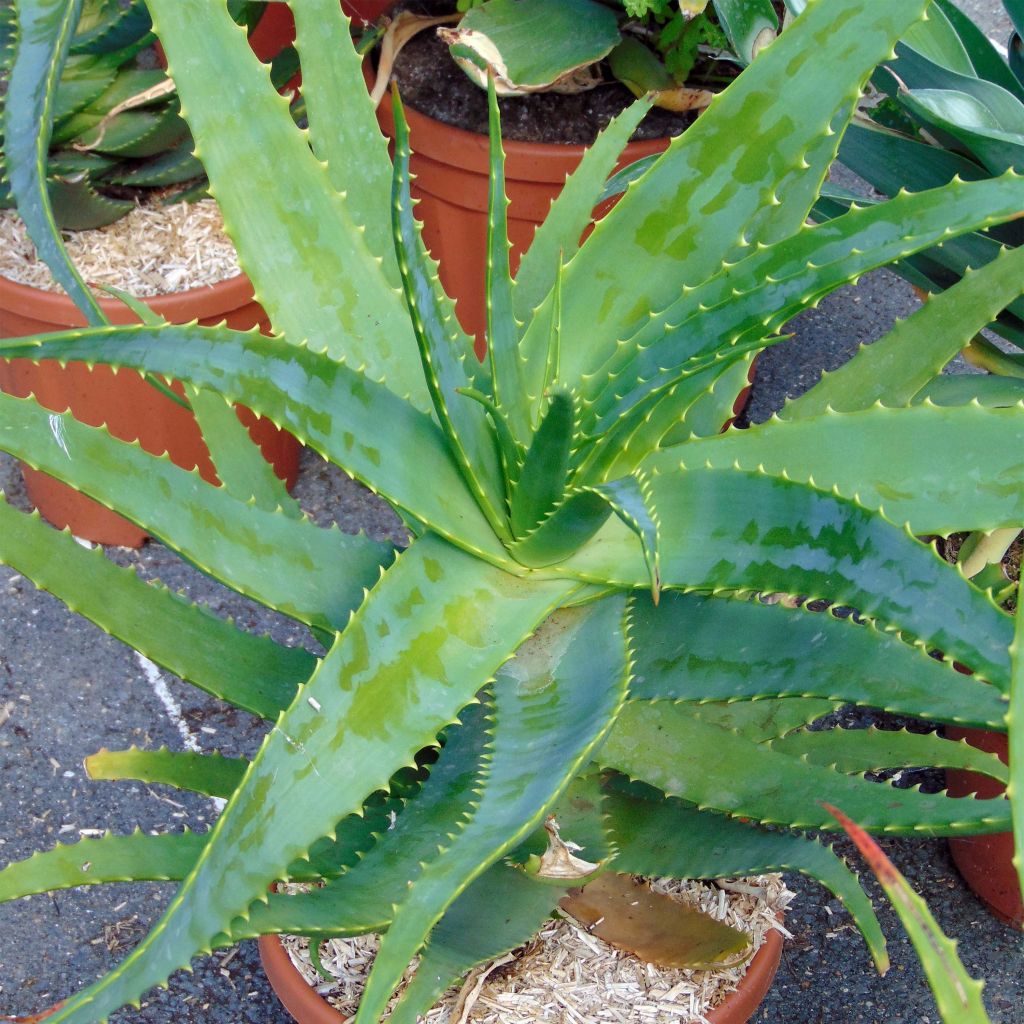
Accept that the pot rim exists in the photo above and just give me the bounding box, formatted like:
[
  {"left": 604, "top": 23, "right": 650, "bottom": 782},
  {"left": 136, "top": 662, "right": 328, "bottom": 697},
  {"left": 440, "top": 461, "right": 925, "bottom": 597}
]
[
  {"left": 258, "top": 921, "right": 784, "bottom": 1024},
  {"left": 0, "top": 267, "right": 256, "bottom": 328}
]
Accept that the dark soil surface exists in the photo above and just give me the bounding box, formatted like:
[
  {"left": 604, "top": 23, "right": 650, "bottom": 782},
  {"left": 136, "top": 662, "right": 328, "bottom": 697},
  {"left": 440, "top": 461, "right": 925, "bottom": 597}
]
[{"left": 386, "top": 1, "right": 704, "bottom": 143}]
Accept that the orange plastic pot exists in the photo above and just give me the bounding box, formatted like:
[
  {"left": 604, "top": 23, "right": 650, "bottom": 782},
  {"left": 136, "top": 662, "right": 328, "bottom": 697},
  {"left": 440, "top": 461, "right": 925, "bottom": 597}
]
[
  {"left": 946, "top": 727, "right": 1023, "bottom": 928},
  {"left": 259, "top": 925, "right": 783, "bottom": 1024},
  {"left": 0, "top": 272, "right": 299, "bottom": 547},
  {"left": 375, "top": 88, "right": 670, "bottom": 353}
]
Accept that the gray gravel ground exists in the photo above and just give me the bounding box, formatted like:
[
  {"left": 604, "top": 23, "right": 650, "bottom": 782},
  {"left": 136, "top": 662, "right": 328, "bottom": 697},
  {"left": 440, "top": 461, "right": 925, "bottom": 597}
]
[{"left": 2, "top": 1, "right": 1024, "bottom": 1022}]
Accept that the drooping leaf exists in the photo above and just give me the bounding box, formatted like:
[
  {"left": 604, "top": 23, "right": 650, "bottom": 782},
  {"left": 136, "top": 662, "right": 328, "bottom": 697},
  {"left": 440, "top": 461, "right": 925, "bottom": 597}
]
[
  {"left": 559, "top": 872, "right": 750, "bottom": 969},
  {"left": 0, "top": 496, "right": 314, "bottom": 718},
  {"left": 85, "top": 748, "right": 248, "bottom": 799}
]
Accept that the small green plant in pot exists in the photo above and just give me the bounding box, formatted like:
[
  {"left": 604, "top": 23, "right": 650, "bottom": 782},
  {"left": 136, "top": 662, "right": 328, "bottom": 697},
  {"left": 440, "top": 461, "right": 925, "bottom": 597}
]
[{"left": 2, "top": 2, "right": 1024, "bottom": 1023}]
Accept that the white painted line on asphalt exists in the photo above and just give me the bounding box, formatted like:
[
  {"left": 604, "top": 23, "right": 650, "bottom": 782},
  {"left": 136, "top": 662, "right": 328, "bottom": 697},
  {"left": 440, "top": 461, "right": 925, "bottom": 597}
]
[{"left": 134, "top": 652, "right": 227, "bottom": 814}]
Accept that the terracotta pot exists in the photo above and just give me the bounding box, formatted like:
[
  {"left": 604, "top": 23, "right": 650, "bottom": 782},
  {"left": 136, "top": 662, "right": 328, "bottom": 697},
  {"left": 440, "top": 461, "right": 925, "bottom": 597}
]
[
  {"left": 946, "top": 727, "right": 1023, "bottom": 928},
  {"left": 375, "top": 89, "right": 669, "bottom": 353},
  {"left": 0, "top": 272, "right": 299, "bottom": 547},
  {"left": 259, "top": 924, "right": 783, "bottom": 1024}
]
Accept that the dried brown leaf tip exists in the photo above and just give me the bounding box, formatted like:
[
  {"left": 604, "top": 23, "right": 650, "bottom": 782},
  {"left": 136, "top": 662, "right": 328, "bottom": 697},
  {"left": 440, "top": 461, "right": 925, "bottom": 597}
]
[
  {"left": 529, "top": 815, "right": 601, "bottom": 880},
  {"left": 559, "top": 872, "right": 752, "bottom": 970}
]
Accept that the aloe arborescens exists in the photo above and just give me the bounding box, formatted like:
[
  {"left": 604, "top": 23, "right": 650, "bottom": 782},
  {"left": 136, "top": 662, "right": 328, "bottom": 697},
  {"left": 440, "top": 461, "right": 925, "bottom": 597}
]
[{"left": 1, "top": 1, "right": 1024, "bottom": 1021}]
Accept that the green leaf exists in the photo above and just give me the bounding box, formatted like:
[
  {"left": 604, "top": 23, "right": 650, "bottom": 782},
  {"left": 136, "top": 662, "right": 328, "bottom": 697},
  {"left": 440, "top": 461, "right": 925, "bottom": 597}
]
[
  {"left": 187, "top": 388, "right": 299, "bottom": 516},
  {"left": 585, "top": 171, "right": 1024, "bottom": 424},
  {"left": 934, "top": 0, "right": 1024, "bottom": 99},
  {"left": 603, "top": 783, "right": 888, "bottom": 971},
  {"left": 600, "top": 701, "right": 1011, "bottom": 834},
  {"left": 837, "top": 120, "right": 985, "bottom": 195},
  {"left": 105, "top": 137, "right": 204, "bottom": 186},
  {"left": 713, "top": 0, "right": 777, "bottom": 64},
  {"left": 564, "top": 467, "right": 1015, "bottom": 688},
  {"left": 913, "top": 375, "right": 1024, "bottom": 408},
  {"left": 70, "top": 0, "right": 152, "bottom": 55},
  {"left": 390, "top": 86, "right": 507, "bottom": 539},
  {"left": 900, "top": 5, "right": 974, "bottom": 76},
  {"left": 901, "top": 88, "right": 1024, "bottom": 174},
  {"left": 519, "top": 0, "right": 930, "bottom": 401},
  {"left": 42, "top": 537, "right": 575, "bottom": 1024},
  {"left": 448, "top": 0, "right": 620, "bottom": 91},
  {"left": 355, "top": 596, "right": 629, "bottom": 1024},
  {"left": 513, "top": 97, "right": 652, "bottom": 321},
  {"left": 6, "top": 0, "right": 105, "bottom": 321},
  {"left": 626, "top": 591, "right": 1009, "bottom": 729},
  {"left": 782, "top": 244, "right": 1024, "bottom": 418},
  {"left": 146, "top": 0, "right": 428, "bottom": 409},
  {"left": 291, "top": 0, "right": 397, "bottom": 283},
  {"left": 770, "top": 727, "right": 1011, "bottom": 784},
  {"left": 0, "top": 323, "right": 509, "bottom": 566},
  {"left": 0, "top": 391, "right": 393, "bottom": 634},
  {"left": 85, "top": 748, "right": 248, "bottom": 799},
  {"left": 827, "top": 805, "right": 991, "bottom": 1024},
  {"left": 46, "top": 173, "right": 133, "bottom": 230},
  {"left": 385, "top": 862, "right": 562, "bottom": 1024},
  {"left": 510, "top": 387, "right": 576, "bottom": 537},
  {"left": 689, "top": 698, "right": 842, "bottom": 742},
  {"left": 0, "top": 831, "right": 206, "bottom": 904},
  {"left": 664, "top": 404, "right": 1024, "bottom": 535},
  {"left": 0, "top": 496, "right": 314, "bottom": 719}
]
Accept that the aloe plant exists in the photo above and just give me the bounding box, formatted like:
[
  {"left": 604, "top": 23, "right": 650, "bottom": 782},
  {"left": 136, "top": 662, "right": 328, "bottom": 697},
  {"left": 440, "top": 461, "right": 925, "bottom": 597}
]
[
  {"left": 0, "top": 0, "right": 289, "bottom": 230},
  {"left": 1, "top": 0, "right": 1024, "bottom": 1021}
]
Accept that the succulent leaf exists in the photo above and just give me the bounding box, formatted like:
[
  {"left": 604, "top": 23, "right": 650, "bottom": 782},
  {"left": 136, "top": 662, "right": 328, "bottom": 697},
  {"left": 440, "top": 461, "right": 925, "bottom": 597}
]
[
  {"left": 667, "top": 404, "right": 1024, "bottom": 535},
  {"left": 147, "top": 0, "right": 429, "bottom": 407},
  {"left": 0, "top": 393, "right": 394, "bottom": 634},
  {"left": 5, "top": 0, "right": 105, "bottom": 320},
  {"left": 626, "top": 591, "right": 1009, "bottom": 729},
  {"left": 603, "top": 782, "right": 888, "bottom": 971},
  {"left": 354, "top": 597, "right": 628, "bottom": 1023},
  {"left": 827, "top": 804, "right": 990, "bottom": 1023},
  {"left": 600, "top": 701, "right": 1010, "bottom": 834},
  {"left": 770, "top": 727, "right": 1011, "bottom": 784},
  {"left": 85, "top": 748, "right": 248, "bottom": 799},
  {"left": 688, "top": 698, "right": 842, "bottom": 742},
  {"left": 0, "top": 496, "right": 314, "bottom": 718}
]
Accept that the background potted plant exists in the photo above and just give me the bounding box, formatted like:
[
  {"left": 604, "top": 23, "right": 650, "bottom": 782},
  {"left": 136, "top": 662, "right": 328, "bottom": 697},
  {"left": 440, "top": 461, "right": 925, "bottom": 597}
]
[
  {"left": 0, "top": 0, "right": 298, "bottom": 545},
  {"left": 1, "top": 1, "right": 1024, "bottom": 1022}
]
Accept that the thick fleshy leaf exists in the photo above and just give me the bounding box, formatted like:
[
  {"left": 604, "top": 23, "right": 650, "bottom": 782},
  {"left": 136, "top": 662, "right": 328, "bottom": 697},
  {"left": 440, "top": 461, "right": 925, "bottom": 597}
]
[
  {"left": 688, "top": 698, "right": 842, "bottom": 742},
  {"left": 354, "top": 597, "right": 628, "bottom": 1024},
  {"left": 933, "top": 0, "right": 1024, "bottom": 100},
  {"left": 770, "top": 727, "right": 1010, "bottom": 784},
  {"left": 713, "top": 0, "right": 777, "bottom": 64},
  {"left": 0, "top": 324, "right": 508, "bottom": 565},
  {"left": 827, "top": 805, "right": 990, "bottom": 1024},
  {"left": 518, "top": 0, "right": 931, "bottom": 407},
  {"left": 513, "top": 97, "right": 651, "bottom": 321},
  {"left": 603, "top": 782, "right": 888, "bottom": 970},
  {"left": 291, "top": 0, "right": 396, "bottom": 281},
  {"left": 42, "top": 537, "right": 575, "bottom": 1024},
  {"left": 0, "top": 391, "right": 394, "bottom": 634},
  {"left": 559, "top": 872, "right": 750, "bottom": 969},
  {"left": 0, "top": 497, "right": 314, "bottom": 718},
  {"left": 5, "top": 0, "right": 104, "bottom": 320},
  {"left": 562, "top": 468, "right": 1014, "bottom": 689},
  {"left": 782, "top": 244, "right": 1024, "bottom": 418},
  {"left": 1011, "top": 585, "right": 1024, "bottom": 903},
  {"left": 626, "top": 591, "right": 1008, "bottom": 729},
  {"left": 600, "top": 701, "right": 1010, "bottom": 834},
  {"left": 85, "top": 748, "right": 248, "bottom": 799},
  {"left": 0, "top": 832, "right": 206, "bottom": 904},
  {"left": 146, "top": 0, "right": 428, "bottom": 408},
  {"left": 662, "top": 404, "right": 1024, "bottom": 535},
  {"left": 583, "top": 171, "right": 1024, "bottom": 425},
  {"left": 390, "top": 86, "right": 507, "bottom": 538},
  {"left": 384, "top": 862, "right": 562, "bottom": 1024}
]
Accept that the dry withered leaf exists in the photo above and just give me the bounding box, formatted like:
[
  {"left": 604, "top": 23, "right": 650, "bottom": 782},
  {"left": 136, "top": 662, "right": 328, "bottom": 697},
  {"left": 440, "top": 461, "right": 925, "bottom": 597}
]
[{"left": 559, "top": 872, "right": 752, "bottom": 969}]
